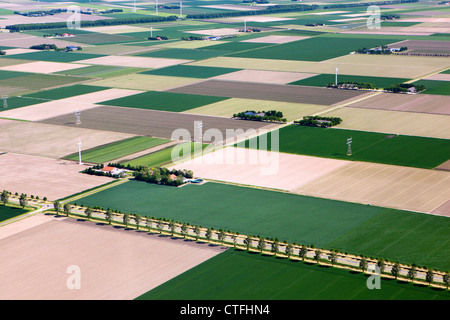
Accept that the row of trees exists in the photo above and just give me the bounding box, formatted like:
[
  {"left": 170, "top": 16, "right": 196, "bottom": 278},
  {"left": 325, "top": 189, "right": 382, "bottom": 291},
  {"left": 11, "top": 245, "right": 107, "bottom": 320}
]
[
  {"left": 55, "top": 203, "right": 450, "bottom": 289},
  {"left": 186, "top": 4, "right": 318, "bottom": 19},
  {"left": 294, "top": 116, "right": 342, "bottom": 128},
  {"left": 1, "top": 190, "right": 48, "bottom": 208},
  {"left": 6, "top": 15, "right": 178, "bottom": 32},
  {"left": 327, "top": 81, "right": 376, "bottom": 90},
  {"left": 323, "top": 0, "right": 418, "bottom": 9}
]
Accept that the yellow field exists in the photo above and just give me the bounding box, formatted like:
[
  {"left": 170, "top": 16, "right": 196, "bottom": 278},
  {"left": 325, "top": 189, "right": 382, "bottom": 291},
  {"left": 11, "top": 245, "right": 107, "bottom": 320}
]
[
  {"left": 321, "top": 107, "right": 450, "bottom": 139},
  {"left": 294, "top": 162, "right": 450, "bottom": 214},
  {"left": 88, "top": 74, "right": 205, "bottom": 91},
  {"left": 188, "top": 55, "right": 450, "bottom": 78},
  {"left": 183, "top": 97, "right": 330, "bottom": 121}
]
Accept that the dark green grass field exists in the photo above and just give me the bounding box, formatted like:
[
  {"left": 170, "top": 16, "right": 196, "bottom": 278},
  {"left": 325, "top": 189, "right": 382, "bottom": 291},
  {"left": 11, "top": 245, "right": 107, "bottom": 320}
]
[
  {"left": 5, "top": 51, "right": 103, "bottom": 63},
  {"left": 0, "top": 74, "right": 92, "bottom": 91},
  {"left": 0, "top": 205, "right": 28, "bottom": 222},
  {"left": 25, "top": 84, "right": 108, "bottom": 100},
  {"left": 74, "top": 181, "right": 450, "bottom": 270},
  {"left": 1, "top": 96, "right": 44, "bottom": 110},
  {"left": 241, "top": 126, "right": 450, "bottom": 169},
  {"left": 135, "top": 48, "right": 230, "bottom": 60},
  {"left": 289, "top": 74, "right": 409, "bottom": 88},
  {"left": 64, "top": 136, "right": 170, "bottom": 164},
  {"left": 141, "top": 65, "right": 241, "bottom": 79},
  {"left": 440, "top": 69, "right": 450, "bottom": 74},
  {"left": 413, "top": 80, "right": 450, "bottom": 96},
  {"left": 100, "top": 90, "right": 229, "bottom": 112},
  {"left": 136, "top": 250, "right": 449, "bottom": 300},
  {"left": 229, "top": 35, "right": 403, "bottom": 61},
  {"left": 124, "top": 142, "right": 207, "bottom": 167},
  {"left": 0, "top": 70, "right": 32, "bottom": 80}
]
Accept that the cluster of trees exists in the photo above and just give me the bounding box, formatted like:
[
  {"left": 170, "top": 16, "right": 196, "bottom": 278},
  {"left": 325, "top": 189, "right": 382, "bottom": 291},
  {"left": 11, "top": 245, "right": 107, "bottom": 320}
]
[
  {"left": 29, "top": 43, "right": 82, "bottom": 52},
  {"left": 323, "top": 0, "right": 418, "bottom": 9},
  {"left": 305, "top": 23, "right": 324, "bottom": 27},
  {"left": 327, "top": 81, "right": 375, "bottom": 90},
  {"left": 384, "top": 83, "right": 426, "bottom": 93},
  {"left": 243, "top": 0, "right": 269, "bottom": 3},
  {"left": 381, "top": 15, "right": 400, "bottom": 20},
  {"left": 148, "top": 35, "right": 169, "bottom": 40},
  {"left": 181, "top": 35, "right": 204, "bottom": 41},
  {"left": 0, "top": 50, "right": 5, "bottom": 56},
  {"left": 186, "top": 4, "right": 318, "bottom": 19},
  {"left": 6, "top": 15, "right": 178, "bottom": 32},
  {"left": 294, "top": 116, "right": 342, "bottom": 128},
  {"left": 356, "top": 46, "right": 407, "bottom": 55},
  {"left": 134, "top": 166, "right": 193, "bottom": 187},
  {"left": 14, "top": 9, "right": 67, "bottom": 17},
  {"left": 81, "top": 167, "right": 120, "bottom": 178},
  {"left": 238, "top": 28, "right": 261, "bottom": 33},
  {"left": 233, "top": 110, "right": 287, "bottom": 123},
  {"left": 99, "top": 9, "right": 123, "bottom": 14}
]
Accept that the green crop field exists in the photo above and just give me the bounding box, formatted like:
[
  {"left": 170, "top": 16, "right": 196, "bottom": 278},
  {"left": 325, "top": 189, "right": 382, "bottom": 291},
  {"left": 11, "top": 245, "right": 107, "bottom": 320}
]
[
  {"left": 289, "top": 74, "right": 410, "bottom": 88},
  {"left": 0, "top": 205, "right": 28, "bottom": 223},
  {"left": 64, "top": 136, "right": 170, "bottom": 164},
  {"left": 0, "top": 74, "right": 92, "bottom": 91},
  {"left": 135, "top": 48, "right": 230, "bottom": 60},
  {"left": 241, "top": 126, "right": 450, "bottom": 169},
  {"left": 137, "top": 250, "right": 449, "bottom": 300},
  {"left": 0, "top": 70, "right": 32, "bottom": 80},
  {"left": 100, "top": 90, "right": 229, "bottom": 112},
  {"left": 228, "top": 35, "right": 403, "bottom": 61},
  {"left": 74, "top": 181, "right": 450, "bottom": 270},
  {"left": 25, "top": 84, "right": 108, "bottom": 101},
  {"left": 414, "top": 80, "right": 450, "bottom": 96},
  {"left": 5, "top": 51, "right": 103, "bottom": 63},
  {"left": 125, "top": 142, "right": 206, "bottom": 167},
  {"left": 141, "top": 65, "right": 241, "bottom": 79},
  {"left": 54, "top": 65, "right": 139, "bottom": 77},
  {"left": 1, "top": 96, "right": 44, "bottom": 110}
]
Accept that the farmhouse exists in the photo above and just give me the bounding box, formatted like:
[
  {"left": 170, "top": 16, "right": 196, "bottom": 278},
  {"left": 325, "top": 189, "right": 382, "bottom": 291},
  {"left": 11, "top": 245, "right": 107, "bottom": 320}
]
[{"left": 101, "top": 166, "right": 126, "bottom": 177}]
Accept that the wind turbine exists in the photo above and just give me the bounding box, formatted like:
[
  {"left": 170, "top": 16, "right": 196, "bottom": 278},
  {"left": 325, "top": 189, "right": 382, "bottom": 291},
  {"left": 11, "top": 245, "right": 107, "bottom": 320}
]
[{"left": 77, "top": 138, "right": 83, "bottom": 165}]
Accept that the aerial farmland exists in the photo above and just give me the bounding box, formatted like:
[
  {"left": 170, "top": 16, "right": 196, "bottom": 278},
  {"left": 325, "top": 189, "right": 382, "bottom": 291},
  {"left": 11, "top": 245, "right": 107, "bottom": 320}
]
[{"left": 0, "top": 0, "right": 449, "bottom": 307}]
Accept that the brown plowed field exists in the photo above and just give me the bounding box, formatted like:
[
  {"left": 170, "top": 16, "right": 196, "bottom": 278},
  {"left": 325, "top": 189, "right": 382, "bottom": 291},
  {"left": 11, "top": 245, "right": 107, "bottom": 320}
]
[
  {"left": 0, "top": 214, "right": 225, "bottom": 300},
  {"left": 40, "top": 106, "right": 276, "bottom": 143},
  {"left": 167, "top": 80, "right": 367, "bottom": 105}
]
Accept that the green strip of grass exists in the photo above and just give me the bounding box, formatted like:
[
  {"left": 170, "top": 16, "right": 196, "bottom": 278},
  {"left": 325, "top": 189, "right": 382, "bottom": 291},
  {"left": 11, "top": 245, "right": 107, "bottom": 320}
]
[
  {"left": 136, "top": 249, "right": 449, "bottom": 300},
  {"left": 413, "top": 79, "right": 450, "bottom": 96},
  {"left": 241, "top": 126, "right": 450, "bottom": 169},
  {"left": 73, "top": 180, "right": 450, "bottom": 270},
  {"left": 64, "top": 136, "right": 171, "bottom": 164},
  {"left": 141, "top": 65, "right": 241, "bottom": 79},
  {"left": 289, "top": 74, "right": 409, "bottom": 89},
  {"left": 0, "top": 204, "right": 28, "bottom": 222},
  {"left": 100, "top": 91, "right": 229, "bottom": 112}
]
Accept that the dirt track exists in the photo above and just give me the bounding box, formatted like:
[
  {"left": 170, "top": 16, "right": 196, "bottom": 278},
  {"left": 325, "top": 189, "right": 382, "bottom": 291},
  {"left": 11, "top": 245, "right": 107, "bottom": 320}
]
[{"left": 0, "top": 214, "right": 225, "bottom": 300}]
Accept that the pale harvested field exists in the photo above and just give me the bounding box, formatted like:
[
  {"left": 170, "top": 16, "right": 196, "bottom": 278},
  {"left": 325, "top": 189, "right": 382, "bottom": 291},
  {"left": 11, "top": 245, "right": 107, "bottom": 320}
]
[
  {"left": 0, "top": 100, "right": 100, "bottom": 121},
  {"left": 188, "top": 56, "right": 445, "bottom": 78},
  {"left": 202, "top": 4, "right": 262, "bottom": 11},
  {"left": 0, "top": 153, "right": 114, "bottom": 200},
  {"left": 88, "top": 74, "right": 204, "bottom": 91},
  {"left": 294, "top": 162, "right": 450, "bottom": 214},
  {"left": 80, "top": 44, "right": 161, "bottom": 56},
  {"left": 184, "top": 97, "right": 329, "bottom": 122},
  {"left": 242, "top": 35, "right": 308, "bottom": 44},
  {"left": 170, "top": 147, "right": 351, "bottom": 191},
  {"left": 323, "top": 54, "right": 450, "bottom": 78},
  {"left": 228, "top": 16, "right": 294, "bottom": 22},
  {"left": 389, "top": 39, "right": 450, "bottom": 54},
  {"left": 186, "top": 28, "right": 241, "bottom": 36},
  {"left": 0, "top": 119, "right": 135, "bottom": 159},
  {"left": 75, "top": 55, "right": 190, "bottom": 69},
  {"left": 321, "top": 107, "right": 450, "bottom": 140},
  {"left": 81, "top": 25, "right": 152, "bottom": 34},
  {"left": 0, "top": 215, "right": 225, "bottom": 299},
  {"left": 212, "top": 69, "right": 317, "bottom": 84},
  {"left": 158, "top": 40, "right": 227, "bottom": 49},
  {"left": 0, "top": 61, "right": 90, "bottom": 74},
  {"left": 431, "top": 200, "right": 450, "bottom": 217},
  {"left": 345, "top": 93, "right": 450, "bottom": 115},
  {"left": 310, "top": 11, "right": 349, "bottom": 15},
  {"left": 61, "top": 88, "right": 143, "bottom": 104},
  {"left": 2, "top": 48, "right": 38, "bottom": 55},
  {"left": 168, "top": 80, "right": 367, "bottom": 105},
  {"left": 342, "top": 29, "right": 434, "bottom": 36},
  {"left": 0, "top": 33, "right": 89, "bottom": 48},
  {"left": 424, "top": 74, "right": 450, "bottom": 81},
  {"left": 435, "top": 160, "right": 450, "bottom": 171}
]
